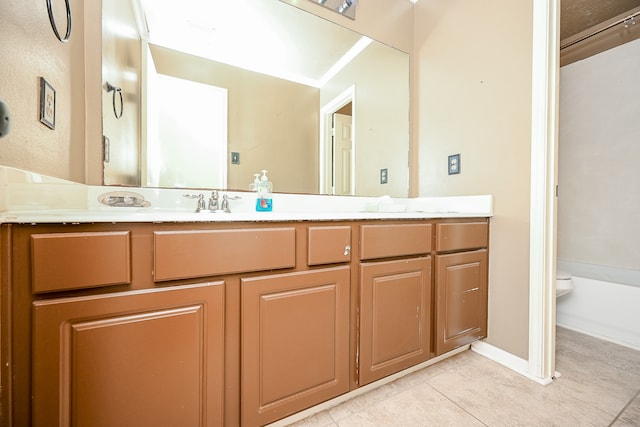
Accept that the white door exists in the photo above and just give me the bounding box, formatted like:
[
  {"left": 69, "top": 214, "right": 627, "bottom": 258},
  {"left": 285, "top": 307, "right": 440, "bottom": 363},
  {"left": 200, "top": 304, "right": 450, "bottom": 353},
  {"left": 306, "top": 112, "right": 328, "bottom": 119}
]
[{"left": 333, "top": 113, "right": 353, "bottom": 195}]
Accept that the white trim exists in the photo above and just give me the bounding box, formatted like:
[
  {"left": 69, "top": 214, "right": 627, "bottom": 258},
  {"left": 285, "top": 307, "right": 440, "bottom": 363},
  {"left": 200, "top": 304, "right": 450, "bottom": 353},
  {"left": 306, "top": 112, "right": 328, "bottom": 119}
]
[
  {"left": 472, "top": 341, "right": 555, "bottom": 385},
  {"left": 528, "top": 0, "right": 560, "bottom": 382},
  {"left": 319, "top": 86, "right": 356, "bottom": 195}
]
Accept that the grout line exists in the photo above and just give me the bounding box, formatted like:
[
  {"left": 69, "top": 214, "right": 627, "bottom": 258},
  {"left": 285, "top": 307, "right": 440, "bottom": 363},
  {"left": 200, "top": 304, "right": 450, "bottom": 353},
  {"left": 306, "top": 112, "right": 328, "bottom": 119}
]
[
  {"left": 608, "top": 388, "right": 640, "bottom": 427},
  {"left": 428, "top": 383, "right": 489, "bottom": 426}
]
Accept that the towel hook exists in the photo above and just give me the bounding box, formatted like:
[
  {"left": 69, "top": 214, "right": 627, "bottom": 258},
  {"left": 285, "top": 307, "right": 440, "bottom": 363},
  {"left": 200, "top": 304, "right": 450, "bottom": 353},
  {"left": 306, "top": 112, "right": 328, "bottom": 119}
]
[
  {"left": 106, "top": 82, "right": 124, "bottom": 119},
  {"left": 46, "top": 0, "right": 72, "bottom": 43}
]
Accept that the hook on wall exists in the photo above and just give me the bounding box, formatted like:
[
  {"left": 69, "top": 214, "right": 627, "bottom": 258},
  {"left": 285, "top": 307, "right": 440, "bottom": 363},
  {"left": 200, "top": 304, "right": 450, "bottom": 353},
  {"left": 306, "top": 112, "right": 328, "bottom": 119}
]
[
  {"left": 105, "top": 82, "right": 124, "bottom": 119},
  {"left": 46, "top": 0, "right": 72, "bottom": 43}
]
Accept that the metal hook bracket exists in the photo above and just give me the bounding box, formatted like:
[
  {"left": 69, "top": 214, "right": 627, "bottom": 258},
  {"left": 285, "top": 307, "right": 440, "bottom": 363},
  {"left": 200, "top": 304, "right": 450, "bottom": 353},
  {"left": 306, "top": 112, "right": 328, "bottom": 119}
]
[{"left": 106, "top": 82, "right": 124, "bottom": 119}]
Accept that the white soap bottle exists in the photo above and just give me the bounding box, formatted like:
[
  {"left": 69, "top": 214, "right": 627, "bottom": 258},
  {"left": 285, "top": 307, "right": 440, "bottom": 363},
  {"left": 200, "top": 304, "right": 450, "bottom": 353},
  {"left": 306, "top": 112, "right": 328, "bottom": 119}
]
[
  {"left": 249, "top": 173, "right": 260, "bottom": 192},
  {"left": 255, "top": 170, "right": 273, "bottom": 212}
]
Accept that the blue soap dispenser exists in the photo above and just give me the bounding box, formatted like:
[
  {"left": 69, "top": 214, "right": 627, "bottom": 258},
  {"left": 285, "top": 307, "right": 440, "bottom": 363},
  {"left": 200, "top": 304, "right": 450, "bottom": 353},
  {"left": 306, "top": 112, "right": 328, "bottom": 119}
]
[{"left": 256, "top": 170, "right": 273, "bottom": 212}]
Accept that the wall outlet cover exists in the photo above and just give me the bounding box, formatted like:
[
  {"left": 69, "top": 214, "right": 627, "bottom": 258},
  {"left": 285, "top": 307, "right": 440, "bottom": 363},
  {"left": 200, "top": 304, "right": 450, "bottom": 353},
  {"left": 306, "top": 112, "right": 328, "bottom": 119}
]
[
  {"left": 380, "top": 168, "right": 388, "bottom": 184},
  {"left": 448, "top": 154, "right": 460, "bottom": 175},
  {"left": 231, "top": 152, "right": 240, "bottom": 164}
]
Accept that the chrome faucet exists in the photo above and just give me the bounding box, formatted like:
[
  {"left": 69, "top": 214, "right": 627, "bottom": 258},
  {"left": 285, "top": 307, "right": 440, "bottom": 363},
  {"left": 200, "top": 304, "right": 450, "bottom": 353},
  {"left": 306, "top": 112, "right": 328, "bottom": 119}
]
[
  {"left": 208, "top": 190, "right": 219, "bottom": 211},
  {"left": 184, "top": 191, "right": 239, "bottom": 213}
]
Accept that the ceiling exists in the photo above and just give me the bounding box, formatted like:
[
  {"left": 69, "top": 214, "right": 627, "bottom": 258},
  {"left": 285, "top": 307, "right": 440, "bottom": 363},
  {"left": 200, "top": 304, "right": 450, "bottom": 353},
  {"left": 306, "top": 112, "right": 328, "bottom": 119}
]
[
  {"left": 137, "top": 0, "right": 367, "bottom": 88},
  {"left": 560, "top": 0, "right": 640, "bottom": 64},
  {"left": 561, "top": 0, "right": 640, "bottom": 41}
]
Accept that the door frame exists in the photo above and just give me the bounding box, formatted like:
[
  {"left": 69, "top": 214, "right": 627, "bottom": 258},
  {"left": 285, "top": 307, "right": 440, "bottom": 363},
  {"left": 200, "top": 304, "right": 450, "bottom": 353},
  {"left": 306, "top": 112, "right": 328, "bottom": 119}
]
[
  {"left": 528, "top": 0, "right": 560, "bottom": 384},
  {"left": 320, "top": 85, "right": 356, "bottom": 195}
]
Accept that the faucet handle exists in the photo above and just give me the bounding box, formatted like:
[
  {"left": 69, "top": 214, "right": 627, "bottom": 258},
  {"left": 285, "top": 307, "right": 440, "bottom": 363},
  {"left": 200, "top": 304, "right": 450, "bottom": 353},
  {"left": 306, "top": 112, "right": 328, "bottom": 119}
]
[
  {"left": 221, "top": 194, "right": 241, "bottom": 213},
  {"left": 183, "top": 193, "right": 205, "bottom": 212}
]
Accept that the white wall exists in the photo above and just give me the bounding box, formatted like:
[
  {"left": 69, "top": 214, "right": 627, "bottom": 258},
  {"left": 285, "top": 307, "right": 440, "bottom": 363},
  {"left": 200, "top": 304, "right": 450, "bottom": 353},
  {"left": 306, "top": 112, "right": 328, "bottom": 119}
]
[
  {"left": 558, "top": 38, "right": 640, "bottom": 270},
  {"left": 557, "top": 36, "right": 640, "bottom": 350}
]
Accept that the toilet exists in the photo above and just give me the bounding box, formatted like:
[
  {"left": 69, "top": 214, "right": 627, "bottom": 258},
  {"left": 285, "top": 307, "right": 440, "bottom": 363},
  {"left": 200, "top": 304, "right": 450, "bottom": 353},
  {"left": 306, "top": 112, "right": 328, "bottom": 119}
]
[{"left": 556, "top": 270, "right": 574, "bottom": 297}]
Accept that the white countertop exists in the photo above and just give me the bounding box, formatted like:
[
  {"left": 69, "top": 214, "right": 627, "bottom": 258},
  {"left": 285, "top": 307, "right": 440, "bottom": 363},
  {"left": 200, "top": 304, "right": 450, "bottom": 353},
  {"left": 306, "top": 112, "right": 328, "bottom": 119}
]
[
  {"left": 0, "top": 166, "right": 493, "bottom": 224},
  {"left": 0, "top": 209, "right": 490, "bottom": 224}
]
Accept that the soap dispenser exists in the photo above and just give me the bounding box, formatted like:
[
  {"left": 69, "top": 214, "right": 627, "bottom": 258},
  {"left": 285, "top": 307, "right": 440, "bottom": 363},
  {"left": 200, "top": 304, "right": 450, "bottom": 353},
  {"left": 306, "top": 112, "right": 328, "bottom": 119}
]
[
  {"left": 249, "top": 173, "right": 260, "bottom": 192},
  {"left": 255, "top": 169, "right": 273, "bottom": 212}
]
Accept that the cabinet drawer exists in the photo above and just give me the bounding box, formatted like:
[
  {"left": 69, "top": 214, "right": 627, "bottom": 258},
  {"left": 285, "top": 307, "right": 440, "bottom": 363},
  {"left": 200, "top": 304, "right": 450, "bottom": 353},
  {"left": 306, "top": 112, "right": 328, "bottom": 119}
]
[
  {"left": 154, "top": 228, "right": 296, "bottom": 281},
  {"left": 435, "top": 222, "right": 488, "bottom": 252},
  {"left": 308, "top": 226, "right": 351, "bottom": 266},
  {"left": 31, "top": 231, "right": 131, "bottom": 293},
  {"left": 360, "top": 223, "right": 432, "bottom": 260}
]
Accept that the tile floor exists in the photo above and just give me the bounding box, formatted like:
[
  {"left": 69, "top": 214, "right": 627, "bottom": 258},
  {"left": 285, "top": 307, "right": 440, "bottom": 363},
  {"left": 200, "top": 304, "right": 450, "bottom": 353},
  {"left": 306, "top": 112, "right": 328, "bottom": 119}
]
[{"left": 287, "top": 327, "right": 640, "bottom": 426}]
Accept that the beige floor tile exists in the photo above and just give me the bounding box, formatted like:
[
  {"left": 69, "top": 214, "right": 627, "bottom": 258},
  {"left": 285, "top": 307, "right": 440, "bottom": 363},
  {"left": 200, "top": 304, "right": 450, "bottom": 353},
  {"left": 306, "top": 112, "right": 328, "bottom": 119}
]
[
  {"left": 327, "top": 380, "right": 408, "bottom": 422},
  {"left": 555, "top": 327, "right": 640, "bottom": 417},
  {"left": 286, "top": 411, "right": 337, "bottom": 427},
  {"left": 390, "top": 351, "right": 478, "bottom": 391},
  {"left": 556, "top": 327, "right": 640, "bottom": 377},
  {"left": 612, "top": 392, "right": 640, "bottom": 427},
  {"left": 328, "top": 351, "right": 477, "bottom": 423},
  {"left": 427, "top": 356, "right": 611, "bottom": 427},
  {"left": 288, "top": 329, "right": 640, "bottom": 427},
  {"left": 336, "top": 384, "right": 484, "bottom": 427},
  {"left": 553, "top": 347, "right": 640, "bottom": 416}
]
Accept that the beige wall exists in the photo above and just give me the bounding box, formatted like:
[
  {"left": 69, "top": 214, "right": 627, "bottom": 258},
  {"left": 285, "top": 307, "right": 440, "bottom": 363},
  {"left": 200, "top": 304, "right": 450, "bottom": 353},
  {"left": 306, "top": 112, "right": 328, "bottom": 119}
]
[
  {"left": 0, "top": 0, "right": 93, "bottom": 182},
  {"left": 414, "top": 0, "right": 534, "bottom": 359}
]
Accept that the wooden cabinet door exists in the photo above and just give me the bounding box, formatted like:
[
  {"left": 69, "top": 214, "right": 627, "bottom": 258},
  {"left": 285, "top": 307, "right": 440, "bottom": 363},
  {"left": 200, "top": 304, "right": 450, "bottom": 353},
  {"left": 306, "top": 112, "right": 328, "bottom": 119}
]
[
  {"left": 359, "top": 257, "right": 432, "bottom": 386},
  {"left": 435, "top": 250, "right": 488, "bottom": 355},
  {"left": 241, "top": 266, "right": 350, "bottom": 427},
  {"left": 32, "top": 282, "right": 225, "bottom": 427}
]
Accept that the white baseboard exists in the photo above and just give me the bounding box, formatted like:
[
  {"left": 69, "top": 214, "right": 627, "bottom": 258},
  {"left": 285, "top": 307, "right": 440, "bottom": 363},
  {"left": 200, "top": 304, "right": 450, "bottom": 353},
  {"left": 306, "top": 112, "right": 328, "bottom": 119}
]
[{"left": 471, "top": 340, "right": 555, "bottom": 385}]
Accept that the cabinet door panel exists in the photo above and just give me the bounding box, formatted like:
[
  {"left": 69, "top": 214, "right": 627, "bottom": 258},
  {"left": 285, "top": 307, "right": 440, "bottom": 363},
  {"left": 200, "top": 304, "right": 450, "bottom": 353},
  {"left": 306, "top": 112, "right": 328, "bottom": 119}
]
[
  {"left": 241, "top": 267, "right": 350, "bottom": 426},
  {"left": 359, "top": 257, "right": 431, "bottom": 386},
  {"left": 33, "top": 282, "right": 224, "bottom": 427},
  {"left": 435, "top": 250, "right": 488, "bottom": 355}
]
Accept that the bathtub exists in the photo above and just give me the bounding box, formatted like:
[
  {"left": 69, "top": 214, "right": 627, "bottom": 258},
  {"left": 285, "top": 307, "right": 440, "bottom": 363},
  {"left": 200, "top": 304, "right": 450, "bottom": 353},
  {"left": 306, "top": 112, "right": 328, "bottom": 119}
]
[{"left": 556, "top": 259, "right": 640, "bottom": 351}]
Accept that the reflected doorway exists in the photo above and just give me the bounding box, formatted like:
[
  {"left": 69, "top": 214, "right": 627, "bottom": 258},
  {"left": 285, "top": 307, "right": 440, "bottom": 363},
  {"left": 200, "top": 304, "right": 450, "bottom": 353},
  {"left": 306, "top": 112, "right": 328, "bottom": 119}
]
[
  {"left": 320, "top": 86, "right": 355, "bottom": 195},
  {"left": 144, "top": 73, "right": 228, "bottom": 189}
]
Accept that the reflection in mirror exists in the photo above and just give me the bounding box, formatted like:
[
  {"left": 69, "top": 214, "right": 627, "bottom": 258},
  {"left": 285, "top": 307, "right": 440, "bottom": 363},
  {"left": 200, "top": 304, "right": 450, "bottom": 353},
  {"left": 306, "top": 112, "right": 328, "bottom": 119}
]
[{"left": 102, "top": 0, "right": 409, "bottom": 196}]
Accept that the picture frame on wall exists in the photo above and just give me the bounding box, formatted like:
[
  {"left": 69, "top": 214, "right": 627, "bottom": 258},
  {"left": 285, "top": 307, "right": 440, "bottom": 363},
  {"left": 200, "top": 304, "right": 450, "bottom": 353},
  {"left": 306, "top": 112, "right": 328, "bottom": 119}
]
[{"left": 39, "top": 77, "right": 56, "bottom": 130}]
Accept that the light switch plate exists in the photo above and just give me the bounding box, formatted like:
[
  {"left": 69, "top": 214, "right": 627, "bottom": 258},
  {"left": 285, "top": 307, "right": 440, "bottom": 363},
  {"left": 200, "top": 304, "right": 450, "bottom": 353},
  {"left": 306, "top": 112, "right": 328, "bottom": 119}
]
[
  {"left": 448, "top": 154, "right": 460, "bottom": 175},
  {"left": 103, "top": 136, "right": 110, "bottom": 163}
]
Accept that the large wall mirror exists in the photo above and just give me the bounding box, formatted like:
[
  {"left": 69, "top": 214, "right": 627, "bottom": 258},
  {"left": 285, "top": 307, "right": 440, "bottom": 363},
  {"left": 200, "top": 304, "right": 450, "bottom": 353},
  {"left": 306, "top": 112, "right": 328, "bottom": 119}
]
[{"left": 102, "top": 0, "right": 409, "bottom": 196}]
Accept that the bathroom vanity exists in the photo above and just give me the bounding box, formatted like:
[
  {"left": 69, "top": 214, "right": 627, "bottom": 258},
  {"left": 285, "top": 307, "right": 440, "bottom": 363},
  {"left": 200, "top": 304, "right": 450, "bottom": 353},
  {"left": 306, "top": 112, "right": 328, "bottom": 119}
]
[
  {"left": 0, "top": 216, "right": 488, "bottom": 426},
  {"left": 0, "top": 172, "right": 491, "bottom": 426}
]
